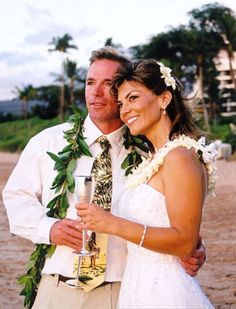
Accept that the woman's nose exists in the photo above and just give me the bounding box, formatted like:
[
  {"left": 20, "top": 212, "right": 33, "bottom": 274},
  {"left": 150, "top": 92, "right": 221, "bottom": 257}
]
[{"left": 120, "top": 102, "right": 130, "bottom": 115}]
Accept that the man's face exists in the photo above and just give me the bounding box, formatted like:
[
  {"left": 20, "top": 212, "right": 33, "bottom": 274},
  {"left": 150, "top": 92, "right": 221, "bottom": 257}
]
[{"left": 85, "top": 59, "right": 122, "bottom": 128}]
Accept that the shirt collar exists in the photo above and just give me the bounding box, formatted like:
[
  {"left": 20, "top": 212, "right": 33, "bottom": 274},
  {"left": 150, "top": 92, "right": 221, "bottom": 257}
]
[{"left": 83, "top": 114, "right": 126, "bottom": 150}]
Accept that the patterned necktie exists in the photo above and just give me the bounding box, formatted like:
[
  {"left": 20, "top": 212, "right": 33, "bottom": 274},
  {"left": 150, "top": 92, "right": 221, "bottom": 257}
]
[
  {"left": 74, "top": 136, "right": 112, "bottom": 291},
  {"left": 91, "top": 136, "right": 112, "bottom": 209}
]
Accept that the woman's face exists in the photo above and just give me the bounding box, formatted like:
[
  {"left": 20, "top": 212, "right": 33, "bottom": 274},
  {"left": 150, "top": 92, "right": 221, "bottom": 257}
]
[{"left": 118, "top": 80, "right": 163, "bottom": 136}]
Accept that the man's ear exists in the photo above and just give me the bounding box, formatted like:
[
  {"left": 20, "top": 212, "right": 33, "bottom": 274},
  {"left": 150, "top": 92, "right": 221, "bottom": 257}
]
[{"left": 161, "top": 90, "right": 172, "bottom": 109}]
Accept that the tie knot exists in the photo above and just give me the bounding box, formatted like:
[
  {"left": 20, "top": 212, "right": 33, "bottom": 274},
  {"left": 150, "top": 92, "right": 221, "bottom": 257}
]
[{"left": 97, "top": 136, "right": 111, "bottom": 150}]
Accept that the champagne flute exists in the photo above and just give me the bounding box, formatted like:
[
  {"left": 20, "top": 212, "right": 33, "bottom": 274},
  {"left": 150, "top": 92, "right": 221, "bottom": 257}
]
[{"left": 66, "top": 175, "right": 95, "bottom": 288}]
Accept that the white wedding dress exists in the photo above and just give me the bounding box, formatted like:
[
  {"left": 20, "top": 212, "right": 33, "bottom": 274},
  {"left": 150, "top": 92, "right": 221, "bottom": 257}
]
[{"left": 118, "top": 183, "right": 214, "bottom": 308}]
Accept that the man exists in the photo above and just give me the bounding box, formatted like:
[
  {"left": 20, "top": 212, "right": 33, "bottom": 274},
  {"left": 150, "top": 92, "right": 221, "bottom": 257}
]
[{"left": 3, "top": 47, "right": 205, "bottom": 309}]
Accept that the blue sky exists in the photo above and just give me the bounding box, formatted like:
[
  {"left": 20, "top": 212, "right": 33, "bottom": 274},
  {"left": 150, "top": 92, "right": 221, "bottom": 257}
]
[{"left": 0, "top": 0, "right": 235, "bottom": 100}]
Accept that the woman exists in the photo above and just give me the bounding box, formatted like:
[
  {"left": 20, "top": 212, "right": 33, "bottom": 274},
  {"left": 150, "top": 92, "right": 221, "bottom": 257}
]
[{"left": 77, "top": 59, "right": 217, "bottom": 308}]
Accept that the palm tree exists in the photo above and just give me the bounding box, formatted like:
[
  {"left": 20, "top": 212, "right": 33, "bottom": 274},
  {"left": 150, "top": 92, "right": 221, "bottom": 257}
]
[
  {"left": 14, "top": 84, "right": 37, "bottom": 122},
  {"left": 64, "top": 58, "right": 78, "bottom": 106},
  {"left": 48, "top": 33, "right": 78, "bottom": 121},
  {"left": 104, "top": 37, "right": 122, "bottom": 49}
]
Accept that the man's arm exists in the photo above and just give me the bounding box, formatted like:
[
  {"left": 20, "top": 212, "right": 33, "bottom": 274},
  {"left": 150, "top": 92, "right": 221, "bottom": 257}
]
[{"left": 3, "top": 135, "right": 58, "bottom": 244}]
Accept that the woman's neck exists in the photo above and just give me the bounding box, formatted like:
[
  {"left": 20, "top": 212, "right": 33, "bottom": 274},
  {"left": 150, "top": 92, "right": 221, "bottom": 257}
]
[{"left": 147, "top": 118, "right": 172, "bottom": 151}]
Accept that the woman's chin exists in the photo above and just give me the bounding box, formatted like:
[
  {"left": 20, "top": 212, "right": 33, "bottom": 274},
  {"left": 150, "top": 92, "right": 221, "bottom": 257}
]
[{"left": 129, "top": 127, "right": 141, "bottom": 136}]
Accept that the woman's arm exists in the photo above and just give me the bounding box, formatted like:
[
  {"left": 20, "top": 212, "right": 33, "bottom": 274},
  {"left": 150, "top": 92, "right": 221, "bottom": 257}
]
[{"left": 77, "top": 147, "right": 206, "bottom": 259}]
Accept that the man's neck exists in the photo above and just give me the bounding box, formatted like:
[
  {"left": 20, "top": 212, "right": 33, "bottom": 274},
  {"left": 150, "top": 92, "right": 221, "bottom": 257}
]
[{"left": 92, "top": 119, "right": 124, "bottom": 135}]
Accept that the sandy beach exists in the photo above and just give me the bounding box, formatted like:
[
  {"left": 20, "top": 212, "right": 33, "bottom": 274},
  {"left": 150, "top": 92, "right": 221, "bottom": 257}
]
[{"left": 0, "top": 151, "right": 236, "bottom": 309}]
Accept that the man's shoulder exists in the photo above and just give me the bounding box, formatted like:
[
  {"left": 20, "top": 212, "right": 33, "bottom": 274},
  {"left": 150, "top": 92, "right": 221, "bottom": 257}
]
[
  {"left": 33, "top": 122, "right": 72, "bottom": 140},
  {"left": 28, "top": 122, "right": 72, "bottom": 151}
]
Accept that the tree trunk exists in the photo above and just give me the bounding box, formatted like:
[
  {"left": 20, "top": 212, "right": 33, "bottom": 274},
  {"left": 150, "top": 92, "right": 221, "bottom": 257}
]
[
  {"left": 59, "top": 59, "right": 65, "bottom": 122},
  {"left": 59, "top": 82, "right": 65, "bottom": 121},
  {"left": 70, "top": 79, "right": 75, "bottom": 106},
  {"left": 21, "top": 99, "right": 28, "bottom": 122},
  {"left": 197, "top": 56, "right": 211, "bottom": 132}
]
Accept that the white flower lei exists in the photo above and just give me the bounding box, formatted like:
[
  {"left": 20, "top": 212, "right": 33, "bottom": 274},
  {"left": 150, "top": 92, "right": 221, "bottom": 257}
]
[{"left": 126, "top": 134, "right": 219, "bottom": 196}]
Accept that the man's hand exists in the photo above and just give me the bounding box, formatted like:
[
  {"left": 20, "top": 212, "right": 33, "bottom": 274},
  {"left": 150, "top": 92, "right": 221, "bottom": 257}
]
[
  {"left": 50, "top": 218, "right": 83, "bottom": 251},
  {"left": 180, "top": 238, "right": 206, "bottom": 276}
]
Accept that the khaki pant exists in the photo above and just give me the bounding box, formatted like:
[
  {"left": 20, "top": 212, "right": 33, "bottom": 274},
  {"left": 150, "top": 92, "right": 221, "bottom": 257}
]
[{"left": 32, "top": 274, "right": 121, "bottom": 309}]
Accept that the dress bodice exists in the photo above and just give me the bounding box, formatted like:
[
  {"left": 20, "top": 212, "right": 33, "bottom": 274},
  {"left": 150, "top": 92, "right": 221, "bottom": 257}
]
[
  {"left": 119, "top": 183, "right": 178, "bottom": 265},
  {"left": 119, "top": 183, "right": 169, "bottom": 227}
]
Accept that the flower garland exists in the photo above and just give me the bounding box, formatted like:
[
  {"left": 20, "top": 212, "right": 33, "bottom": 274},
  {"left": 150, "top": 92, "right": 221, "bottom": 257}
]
[
  {"left": 126, "top": 134, "right": 219, "bottom": 196},
  {"left": 18, "top": 106, "right": 150, "bottom": 308}
]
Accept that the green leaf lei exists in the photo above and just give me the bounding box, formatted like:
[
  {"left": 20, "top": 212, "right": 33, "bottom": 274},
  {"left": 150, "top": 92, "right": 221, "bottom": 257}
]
[{"left": 18, "top": 106, "right": 150, "bottom": 308}]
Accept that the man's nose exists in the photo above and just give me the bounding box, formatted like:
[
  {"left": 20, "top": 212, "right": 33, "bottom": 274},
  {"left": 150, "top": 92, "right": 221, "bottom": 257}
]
[{"left": 92, "top": 84, "right": 103, "bottom": 96}]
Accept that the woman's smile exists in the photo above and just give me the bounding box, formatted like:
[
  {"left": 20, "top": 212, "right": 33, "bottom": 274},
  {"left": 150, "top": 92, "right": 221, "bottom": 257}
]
[{"left": 125, "top": 115, "right": 139, "bottom": 126}]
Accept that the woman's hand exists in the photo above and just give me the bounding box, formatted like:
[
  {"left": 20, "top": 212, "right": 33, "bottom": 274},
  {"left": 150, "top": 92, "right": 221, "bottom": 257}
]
[{"left": 75, "top": 202, "right": 113, "bottom": 234}]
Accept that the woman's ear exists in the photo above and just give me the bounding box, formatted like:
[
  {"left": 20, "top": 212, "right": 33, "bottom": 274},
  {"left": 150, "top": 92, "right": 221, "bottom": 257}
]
[{"left": 160, "top": 90, "right": 172, "bottom": 109}]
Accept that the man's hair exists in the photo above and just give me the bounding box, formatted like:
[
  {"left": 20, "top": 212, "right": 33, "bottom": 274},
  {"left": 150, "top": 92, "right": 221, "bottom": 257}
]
[{"left": 89, "top": 46, "right": 130, "bottom": 66}]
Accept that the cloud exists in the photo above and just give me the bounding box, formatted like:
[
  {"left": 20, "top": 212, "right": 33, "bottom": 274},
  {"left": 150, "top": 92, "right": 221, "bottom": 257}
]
[
  {"left": 26, "top": 4, "right": 52, "bottom": 19},
  {"left": 0, "top": 51, "right": 45, "bottom": 66},
  {"left": 24, "top": 22, "right": 96, "bottom": 46}
]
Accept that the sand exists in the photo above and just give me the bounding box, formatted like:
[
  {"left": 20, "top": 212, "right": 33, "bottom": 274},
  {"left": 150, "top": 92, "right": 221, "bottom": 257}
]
[{"left": 0, "top": 152, "right": 236, "bottom": 309}]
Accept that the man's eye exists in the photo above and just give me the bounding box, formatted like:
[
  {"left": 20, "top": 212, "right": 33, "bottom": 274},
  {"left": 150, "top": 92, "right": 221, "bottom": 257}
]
[
  {"left": 105, "top": 81, "right": 112, "bottom": 86},
  {"left": 86, "top": 81, "right": 93, "bottom": 86}
]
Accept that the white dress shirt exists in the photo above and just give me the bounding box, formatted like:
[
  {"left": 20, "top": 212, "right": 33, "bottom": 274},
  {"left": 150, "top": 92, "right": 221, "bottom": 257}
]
[{"left": 3, "top": 115, "right": 128, "bottom": 281}]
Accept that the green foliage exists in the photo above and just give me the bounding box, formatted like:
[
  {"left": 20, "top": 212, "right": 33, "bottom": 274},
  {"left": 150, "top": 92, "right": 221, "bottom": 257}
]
[
  {"left": 197, "top": 115, "right": 236, "bottom": 151},
  {"left": 122, "top": 128, "right": 150, "bottom": 176},
  {"left": 32, "top": 85, "right": 60, "bottom": 119},
  {"left": 18, "top": 244, "right": 51, "bottom": 308},
  {"left": 0, "top": 117, "right": 60, "bottom": 151},
  {"left": 210, "top": 123, "right": 231, "bottom": 141},
  {"left": 210, "top": 120, "right": 236, "bottom": 151}
]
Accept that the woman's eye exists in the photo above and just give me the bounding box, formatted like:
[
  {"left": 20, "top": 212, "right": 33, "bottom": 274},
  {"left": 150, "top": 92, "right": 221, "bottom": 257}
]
[
  {"left": 117, "top": 102, "right": 123, "bottom": 109},
  {"left": 129, "top": 95, "right": 138, "bottom": 101}
]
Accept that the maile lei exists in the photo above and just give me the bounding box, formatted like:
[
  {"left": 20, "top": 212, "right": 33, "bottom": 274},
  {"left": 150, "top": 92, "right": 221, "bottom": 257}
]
[{"left": 18, "top": 106, "right": 150, "bottom": 309}]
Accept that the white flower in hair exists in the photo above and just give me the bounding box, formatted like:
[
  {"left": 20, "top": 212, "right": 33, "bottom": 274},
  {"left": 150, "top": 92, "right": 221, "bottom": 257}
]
[{"left": 158, "top": 62, "right": 176, "bottom": 90}]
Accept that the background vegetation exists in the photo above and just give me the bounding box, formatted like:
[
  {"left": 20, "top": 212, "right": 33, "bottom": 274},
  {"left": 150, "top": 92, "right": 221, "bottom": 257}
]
[{"left": 1, "top": 2, "right": 236, "bottom": 154}]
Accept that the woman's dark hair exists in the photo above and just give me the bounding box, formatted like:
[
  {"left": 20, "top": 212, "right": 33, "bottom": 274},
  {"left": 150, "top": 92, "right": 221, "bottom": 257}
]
[{"left": 111, "top": 59, "right": 198, "bottom": 140}]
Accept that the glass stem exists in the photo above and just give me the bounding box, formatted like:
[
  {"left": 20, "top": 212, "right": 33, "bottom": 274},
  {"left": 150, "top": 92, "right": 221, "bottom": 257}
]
[
  {"left": 81, "top": 228, "right": 87, "bottom": 254},
  {"left": 75, "top": 255, "right": 82, "bottom": 288}
]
